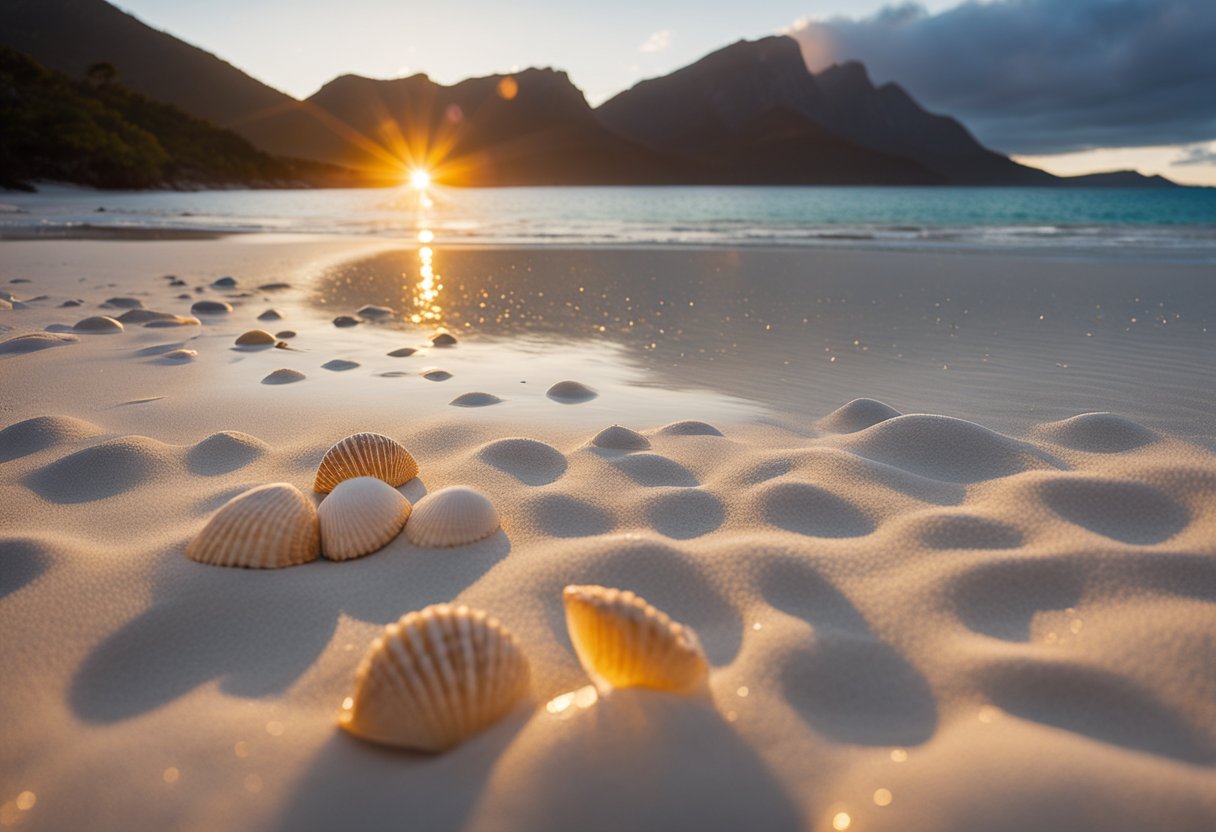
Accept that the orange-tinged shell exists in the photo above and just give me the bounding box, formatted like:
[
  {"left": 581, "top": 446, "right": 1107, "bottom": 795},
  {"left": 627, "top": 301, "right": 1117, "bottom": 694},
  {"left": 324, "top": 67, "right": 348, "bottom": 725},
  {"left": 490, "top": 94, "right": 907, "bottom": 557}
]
[
  {"left": 314, "top": 432, "right": 418, "bottom": 493},
  {"left": 338, "top": 603, "right": 530, "bottom": 752},
  {"left": 187, "top": 482, "right": 319, "bottom": 568},
  {"left": 562, "top": 584, "right": 708, "bottom": 694},
  {"left": 235, "top": 329, "right": 276, "bottom": 346},
  {"left": 404, "top": 486, "right": 499, "bottom": 548},
  {"left": 318, "top": 477, "right": 412, "bottom": 561}
]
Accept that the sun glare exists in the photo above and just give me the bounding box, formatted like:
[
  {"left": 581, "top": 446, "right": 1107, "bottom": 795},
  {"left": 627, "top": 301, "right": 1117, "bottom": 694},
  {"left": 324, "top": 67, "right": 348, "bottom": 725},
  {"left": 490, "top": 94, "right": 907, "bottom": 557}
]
[{"left": 409, "top": 169, "right": 431, "bottom": 190}]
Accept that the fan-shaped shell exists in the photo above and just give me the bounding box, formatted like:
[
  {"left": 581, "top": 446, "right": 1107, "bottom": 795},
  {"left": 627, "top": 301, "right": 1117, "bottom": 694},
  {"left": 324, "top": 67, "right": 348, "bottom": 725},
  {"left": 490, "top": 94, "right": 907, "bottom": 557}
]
[
  {"left": 187, "top": 482, "right": 319, "bottom": 568},
  {"left": 562, "top": 584, "right": 708, "bottom": 695},
  {"left": 318, "top": 477, "right": 412, "bottom": 561},
  {"left": 314, "top": 432, "right": 419, "bottom": 493},
  {"left": 338, "top": 604, "right": 530, "bottom": 752},
  {"left": 405, "top": 486, "right": 499, "bottom": 547}
]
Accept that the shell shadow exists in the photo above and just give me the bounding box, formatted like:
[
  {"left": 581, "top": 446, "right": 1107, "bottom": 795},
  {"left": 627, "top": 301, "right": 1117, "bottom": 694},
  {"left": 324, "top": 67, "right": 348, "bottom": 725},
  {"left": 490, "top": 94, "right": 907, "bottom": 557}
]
[
  {"left": 69, "top": 531, "right": 511, "bottom": 723},
  {"left": 948, "top": 556, "right": 1085, "bottom": 641},
  {"left": 647, "top": 489, "right": 725, "bottom": 539},
  {"left": 611, "top": 453, "right": 699, "bottom": 487},
  {"left": 0, "top": 537, "right": 51, "bottom": 599},
  {"left": 759, "top": 558, "right": 937, "bottom": 746},
  {"left": 476, "top": 438, "right": 567, "bottom": 486},
  {"left": 981, "top": 659, "right": 1216, "bottom": 764}
]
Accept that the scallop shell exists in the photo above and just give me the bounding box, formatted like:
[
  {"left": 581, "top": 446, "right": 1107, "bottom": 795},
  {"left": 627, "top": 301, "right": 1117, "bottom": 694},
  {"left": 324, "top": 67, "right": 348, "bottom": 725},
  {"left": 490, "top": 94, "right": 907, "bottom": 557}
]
[
  {"left": 562, "top": 584, "right": 708, "bottom": 695},
  {"left": 235, "top": 329, "right": 276, "bottom": 346},
  {"left": 405, "top": 486, "right": 499, "bottom": 547},
  {"left": 314, "top": 432, "right": 419, "bottom": 493},
  {"left": 338, "top": 604, "right": 530, "bottom": 752},
  {"left": 318, "top": 477, "right": 412, "bottom": 561},
  {"left": 187, "top": 482, "right": 319, "bottom": 568}
]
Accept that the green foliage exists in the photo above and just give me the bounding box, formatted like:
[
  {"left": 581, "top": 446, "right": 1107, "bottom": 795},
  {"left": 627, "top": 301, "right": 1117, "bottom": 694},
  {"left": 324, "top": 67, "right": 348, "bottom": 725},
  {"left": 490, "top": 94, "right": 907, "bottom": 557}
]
[{"left": 0, "top": 48, "right": 355, "bottom": 190}]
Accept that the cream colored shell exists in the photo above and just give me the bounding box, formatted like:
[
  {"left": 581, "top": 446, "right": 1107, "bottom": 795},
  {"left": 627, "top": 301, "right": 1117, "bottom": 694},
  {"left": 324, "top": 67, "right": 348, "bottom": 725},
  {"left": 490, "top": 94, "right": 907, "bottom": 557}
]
[
  {"left": 338, "top": 604, "right": 530, "bottom": 752},
  {"left": 404, "top": 485, "right": 499, "bottom": 548},
  {"left": 187, "top": 482, "right": 319, "bottom": 568},
  {"left": 562, "top": 584, "right": 709, "bottom": 694},
  {"left": 318, "top": 477, "right": 412, "bottom": 561},
  {"left": 314, "top": 432, "right": 419, "bottom": 493}
]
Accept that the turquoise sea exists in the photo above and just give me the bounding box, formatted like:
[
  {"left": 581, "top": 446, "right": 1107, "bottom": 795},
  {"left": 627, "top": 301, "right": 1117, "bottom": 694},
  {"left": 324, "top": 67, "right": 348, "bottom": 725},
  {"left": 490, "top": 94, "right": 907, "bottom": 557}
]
[{"left": 3, "top": 185, "right": 1215, "bottom": 255}]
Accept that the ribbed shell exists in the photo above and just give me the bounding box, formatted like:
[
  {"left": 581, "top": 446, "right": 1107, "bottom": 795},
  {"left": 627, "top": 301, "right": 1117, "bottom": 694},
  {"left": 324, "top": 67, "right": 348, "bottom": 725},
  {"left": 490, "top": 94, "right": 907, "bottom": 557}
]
[
  {"left": 563, "top": 584, "right": 708, "bottom": 695},
  {"left": 187, "top": 482, "right": 319, "bottom": 568},
  {"left": 338, "top": 604, "right": 530, "bottom": 752},
  {"left": 318, "top": 477, "right": 412, "bottom": 561},
  {"left": 404, "top": 486, "right": 499, "bottom": 548},
  {"left": 313, "top": 432, "right": 419, "bottom": 493}
]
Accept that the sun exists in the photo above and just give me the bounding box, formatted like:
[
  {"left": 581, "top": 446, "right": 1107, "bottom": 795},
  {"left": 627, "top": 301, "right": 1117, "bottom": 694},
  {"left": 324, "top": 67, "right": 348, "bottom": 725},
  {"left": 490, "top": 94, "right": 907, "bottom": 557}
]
[{"left": 409, "top": 168, "right": 431, "bottom": 190}]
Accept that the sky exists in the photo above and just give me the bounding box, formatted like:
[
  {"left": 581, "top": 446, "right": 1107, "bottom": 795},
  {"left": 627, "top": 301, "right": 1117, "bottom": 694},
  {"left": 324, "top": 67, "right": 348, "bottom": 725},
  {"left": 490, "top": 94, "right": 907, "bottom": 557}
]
[{"left": 112, "top": 0, "right": 1215, "bottom": 185}]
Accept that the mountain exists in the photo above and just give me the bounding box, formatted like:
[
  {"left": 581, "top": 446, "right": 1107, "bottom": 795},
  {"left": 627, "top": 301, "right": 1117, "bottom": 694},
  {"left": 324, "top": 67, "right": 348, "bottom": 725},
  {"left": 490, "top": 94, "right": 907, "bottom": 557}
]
[
  {"left": 597, "top": 36, "right": 1054, "bottom": 186},
  {"left": 0, "top": 48, "right": 356, "bottom": 190},
  {"left": 0, "top": 0, "right": 352, "bottom": 163},
  {"left": 1060, "top": 170, "right": 1180, "bottom": 188},
  {"left": 301, "top": 69, "right": 693, "bottom": 185}
]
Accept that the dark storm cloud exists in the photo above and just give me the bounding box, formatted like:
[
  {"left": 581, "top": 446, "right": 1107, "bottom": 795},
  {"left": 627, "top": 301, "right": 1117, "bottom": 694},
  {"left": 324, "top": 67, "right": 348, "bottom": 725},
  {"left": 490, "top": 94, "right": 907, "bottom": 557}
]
[{"left": 789, "top": 0, "right": 1216, "bottom": 154}]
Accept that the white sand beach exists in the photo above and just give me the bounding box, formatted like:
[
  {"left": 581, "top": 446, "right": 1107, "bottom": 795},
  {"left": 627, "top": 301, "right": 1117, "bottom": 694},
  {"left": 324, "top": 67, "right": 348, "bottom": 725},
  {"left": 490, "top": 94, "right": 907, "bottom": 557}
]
[{"left": 2, "top": 237, "right": 1215, "bottom": 831}]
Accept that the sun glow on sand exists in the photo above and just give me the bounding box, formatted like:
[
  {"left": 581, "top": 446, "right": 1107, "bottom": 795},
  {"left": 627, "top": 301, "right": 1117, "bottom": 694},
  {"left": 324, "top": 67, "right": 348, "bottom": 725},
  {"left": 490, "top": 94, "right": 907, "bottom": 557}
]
[{"left": 409, "top": 169, "right": 432, "bottom": 190}]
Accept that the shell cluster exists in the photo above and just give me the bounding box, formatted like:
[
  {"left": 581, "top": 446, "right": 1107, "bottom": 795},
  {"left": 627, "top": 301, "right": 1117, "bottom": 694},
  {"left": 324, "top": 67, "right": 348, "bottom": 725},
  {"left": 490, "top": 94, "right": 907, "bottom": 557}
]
[
  {"left": 187, "top": 483, "right": 319, "bottom": 569},
  {"left": 339, "top": 604, "right": 530, "bottom": 752}
]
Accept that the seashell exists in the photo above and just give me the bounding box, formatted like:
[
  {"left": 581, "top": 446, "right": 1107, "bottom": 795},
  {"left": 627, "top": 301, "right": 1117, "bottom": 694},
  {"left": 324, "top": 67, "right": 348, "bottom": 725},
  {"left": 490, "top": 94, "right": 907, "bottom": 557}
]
[
  {"left": 450, "top": 392, "right": 502, "bottom": 407},
  {"left": 333, "top": 315, "right": 360, "bottom": 328},
  {"left": 338, "top": 604, "right": 530, "bottom": 752},
  {"left": 591, "top": 425, "right": 650, "bottom": 450},
  {"left": 235, "top": 329, "right": 276, "bottom": 346},
  {"left": 276, "top": 330, "right": 296, "bottom": 339},
  {"left": 262, "top": 368, "right": 306, "bottom": 384},
  {"left": 387, "top": 347, "right": 416, "bottom": 357},
  {"left": 314, "top": 432, "right": 419, "bottom": 493},
  {"left": 163, "top": 348, "right": 198, "bottom": 361},
  {"left": 657, "top": 420, "right": 723, "bottom": 437},
  {"left": 322, "top": 359, "right": 360, "bottom": 371},
  {"left": 192, "top": 300, "right": 233, "bottom": 314},
  {"left": 258, "top": 308, "right": 284, "bottom": 321},
  {"left": 187, "top": 482, "right": 319, "bottom": 568},
  {"left": 422, "top": 368, "right": 452, "bottom": 381},
  {"left": 431, "top": 331, "right": 457, "bottom": 346},
  {"left": 116, "top": 308, "right": 176, "bottom": 324},
  {"left": 60, "top": 299, "right": 83, "bottom": 307},
  {"left": 144, "top": 315, "right": 200, "bottom": 328},
  {"left": 547, "top": 380, "right": 597, "bottom": 403},
  {"left": 102, "top": 296, "right": 144, "bottom": 309},
  {"left": 74, "top": 315, "right": 124, "bottom": 333},
  {"left": 405, "top": 486, "right": 499, "bottom": 547},
  {"left": 211, "top": 276, "right": 238, "bottom": 288},
  {"left": 318, "top": 477, "right": 412, "bottom": 561},
  {"left": 562, "top": 584, "right": 708, "bottom": 695},
  {"left": 357, "top": 305, "right": 395, "bottom": 319}
]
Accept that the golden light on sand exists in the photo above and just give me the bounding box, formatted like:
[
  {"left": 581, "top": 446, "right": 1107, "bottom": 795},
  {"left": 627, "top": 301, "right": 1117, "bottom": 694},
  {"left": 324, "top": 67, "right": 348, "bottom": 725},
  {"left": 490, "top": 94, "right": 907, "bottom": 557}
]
[
  {"left": 418, "top": 229, "right": 434, "bottom": 244},
  {"left": 409, "top": 169, "right": 432, "bottom": 190},
  {"left": 873, "top": 788, "right": 893, "bottom": 807},
  {"left": 832, "top": 811, "right": 852, "bottom": 830},
  {"left": 411, "top": 241, "right": 444, "bottom": 324},
  {"left": 496, "top": 76, "right": 518, "bottom": 100},
  {"left": 890, "top": 748, "right": 908, "bottom": 763},
  {"left": 162, "top": 767, "right": 180, "bottom": 784},
  {"left": 14, "top": 793, "right": 35, "bottom": 812}
]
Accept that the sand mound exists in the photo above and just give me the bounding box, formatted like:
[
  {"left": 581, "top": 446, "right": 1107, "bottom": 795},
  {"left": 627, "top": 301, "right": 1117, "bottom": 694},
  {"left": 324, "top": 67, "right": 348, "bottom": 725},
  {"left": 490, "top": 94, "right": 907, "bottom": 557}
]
[
  {"left": 817, "top": 397, "right": 902, "bottom": 434},
  {"left": 656, "top": 420, "right": 724, "bottom": 437},
  {"left": 0, "top": 535, "right": 55, "bottom": 598},
  {"left": 755, "top": 480, "right": 874, "bottom": 537},
  {"left": 187, "top": 431, "right": 271, "bottom": 476},
  {"left": 0, "top": 332, "right": 78, "bottom": 353},
  {"left": 263, "top": 369, "right": 305, "bottom": 384},
  {"left": 842, "top": 414, "right": 1061, "bottom": 482},
  {"left": 321, "top": 359, "right": 360, "bottom": 371},
  {"left": 451, "top": 392, "right": 503, "bottom": 407},
  {"left": 524, "top": 493, "right": 616, "bottom": 538},
  {"left": 73, "top": 316, "right": 124, "bottom": 333},
  {"left": 546, "top": 380, "right": 596, "bottom": 403},
  {"left": 645, "top": 488, "right": 725, "bottom": 539},
  {"left": 905, "top": 509, "right": 1024, "bottom": 550},
  {"left": 102, "top": 296, "right": 144, "bottom": 309},
  {"left": 191, "top": 300, "right": 233, "bottom": 314},
  {"left": 23, "top": 435, "right": 175, "bottom": 502},
  {"left": 1036, "top": 412, "right": 1158, "bottom": 453},
  {"left": 476, "top": 438, "right": 567, "bottom": 485},
  {"left": 160, "top": 349, "right": 198, "bottom": 362},
  {"left": 116, "top": 309, "right": 181, "bottom": 324},
  {"left": 948, "top": 555, "right": 1085, "bottom": 641},
  {"left": 0, "top": 415, "right": 104, "bottom": 463},
  {"left": 611, "top": 452, "right": 699, "bottom": 487},
  {"left": 1037, "top": 475, "right": 1189, "bottom": 544},
  {"left": 590, "top": 425, "right": 650, "bottom": 451},
  {"left": 422, "top": 368, "right": 452, "bottom": 381}
]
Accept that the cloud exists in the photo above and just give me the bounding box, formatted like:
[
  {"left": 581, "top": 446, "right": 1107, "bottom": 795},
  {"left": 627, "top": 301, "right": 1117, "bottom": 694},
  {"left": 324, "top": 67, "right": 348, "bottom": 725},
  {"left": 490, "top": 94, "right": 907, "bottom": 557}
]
[
  {"left": 1172, "top": 143, "right": 1216, "bottom": 166},
  {"left": 786, "top": 1, "right": 1216, "bottom": 155},
  {"left": 639, "top": 30, "right": 672, "bottom": 54}
]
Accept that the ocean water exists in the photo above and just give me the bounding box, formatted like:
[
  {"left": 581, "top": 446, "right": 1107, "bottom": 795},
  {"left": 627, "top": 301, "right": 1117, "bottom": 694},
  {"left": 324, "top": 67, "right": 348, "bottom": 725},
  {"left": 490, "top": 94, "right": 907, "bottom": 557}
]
[{"left": 2, "top": 185, "right": 1215, "bottom": 255}]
